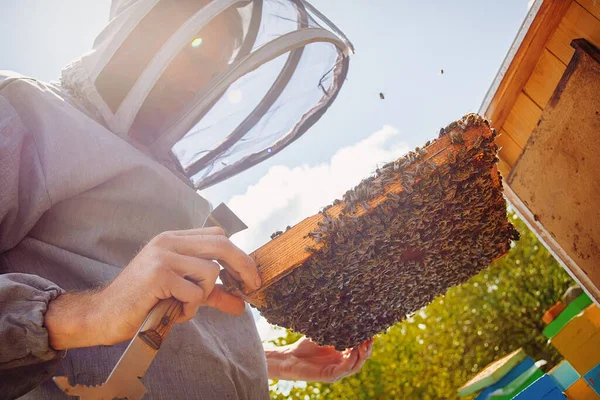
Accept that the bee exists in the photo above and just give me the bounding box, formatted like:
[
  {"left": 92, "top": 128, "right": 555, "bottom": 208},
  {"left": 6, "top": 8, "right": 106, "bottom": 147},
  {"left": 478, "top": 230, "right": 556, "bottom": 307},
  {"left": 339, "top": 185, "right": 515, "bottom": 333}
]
[
  {"left": 447, "top": 151, "right": 456, "bottom": 164},
  {"left": 304, "top": 246, "right": 319, "bottom": 254},
  {"left": 387, "top": 192, "right": 401, "bottom": 202},
  {"left": 445, "top": 121, "right": 458, "bottom": 133},
  {"left": 270, "top": 230, "right": 283, "bottom": 240},
  {"left": 450, "top": 131, "right": 465, "bottom": 144}
]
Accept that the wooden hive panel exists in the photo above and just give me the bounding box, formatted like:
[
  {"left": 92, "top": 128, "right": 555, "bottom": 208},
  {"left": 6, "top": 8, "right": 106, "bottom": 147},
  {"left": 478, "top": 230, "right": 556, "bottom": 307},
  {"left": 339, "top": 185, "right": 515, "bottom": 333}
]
[
  {"left": 484, "top": 0, "right": 572, "bottom": 133},
  {"left": 523, "top": 48, "right": 567, "bottom": 108},
  {"left": 483, "top": 0, "right": 571, "bottom": 175},
  {"left": 502, "top": 92, "right": 543, "bottom": 148},
  {"left": 546, "top": 1, "right": 600, "bottom": 65},
  {"left": 578, "top": 0, "right": 600, "bottom": 21},
  {"left": 496, "top": 129, "right": 523, "bottom": 174}
]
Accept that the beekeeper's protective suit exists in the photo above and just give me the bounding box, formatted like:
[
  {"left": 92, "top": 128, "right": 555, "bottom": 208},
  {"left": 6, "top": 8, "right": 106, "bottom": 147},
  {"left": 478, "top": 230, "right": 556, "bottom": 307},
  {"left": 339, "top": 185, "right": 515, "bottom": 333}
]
[{"left": 0, "top": 0, "right": 352, "bottom": 398}]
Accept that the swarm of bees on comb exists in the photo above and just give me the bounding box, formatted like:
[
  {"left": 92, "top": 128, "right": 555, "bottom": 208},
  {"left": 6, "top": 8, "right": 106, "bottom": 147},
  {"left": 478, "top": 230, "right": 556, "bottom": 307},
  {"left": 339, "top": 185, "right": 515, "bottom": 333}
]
[{"left": 256, "top": 114, "right": 519, "bottom": 350}]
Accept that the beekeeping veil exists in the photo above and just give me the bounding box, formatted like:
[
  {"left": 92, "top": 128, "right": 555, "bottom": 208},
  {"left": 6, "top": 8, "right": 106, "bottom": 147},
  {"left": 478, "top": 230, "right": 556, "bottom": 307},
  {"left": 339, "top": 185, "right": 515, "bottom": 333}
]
[{"left": 61, "top": 0, "right": 353, "bottom": 189}]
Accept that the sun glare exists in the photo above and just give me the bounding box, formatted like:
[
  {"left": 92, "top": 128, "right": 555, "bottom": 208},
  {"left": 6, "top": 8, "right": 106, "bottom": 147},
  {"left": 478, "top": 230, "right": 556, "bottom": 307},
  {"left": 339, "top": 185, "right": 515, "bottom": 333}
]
[
  {"left": 191, "top": 37, "right": 203, "bottom": 48},
  {"left": 227, "top": 89, "right": 243, "bottom": 104}
]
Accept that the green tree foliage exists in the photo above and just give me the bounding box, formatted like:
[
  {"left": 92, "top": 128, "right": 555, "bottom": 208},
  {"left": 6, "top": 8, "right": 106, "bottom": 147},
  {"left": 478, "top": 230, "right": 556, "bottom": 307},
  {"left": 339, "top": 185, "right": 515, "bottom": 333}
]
[{"left": 269, "top": 214, "right": 575, "bottom": 399}]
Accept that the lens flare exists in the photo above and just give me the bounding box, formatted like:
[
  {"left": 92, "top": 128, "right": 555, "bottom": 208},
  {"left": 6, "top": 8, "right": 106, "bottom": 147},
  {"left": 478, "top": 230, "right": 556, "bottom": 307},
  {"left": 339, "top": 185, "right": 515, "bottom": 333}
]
[
  {"left": 227, "top": 89, "right": 243, "bottom": 104},
  {"left": 191, "top": 37, "right": 203, "bottom": 48}
]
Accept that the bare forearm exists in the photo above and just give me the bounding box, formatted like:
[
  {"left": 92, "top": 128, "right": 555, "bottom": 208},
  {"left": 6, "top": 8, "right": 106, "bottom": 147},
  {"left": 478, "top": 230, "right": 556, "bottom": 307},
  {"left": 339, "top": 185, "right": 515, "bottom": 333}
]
[{"left": 45, "top": 291, "right": 104, "bottom": 350}]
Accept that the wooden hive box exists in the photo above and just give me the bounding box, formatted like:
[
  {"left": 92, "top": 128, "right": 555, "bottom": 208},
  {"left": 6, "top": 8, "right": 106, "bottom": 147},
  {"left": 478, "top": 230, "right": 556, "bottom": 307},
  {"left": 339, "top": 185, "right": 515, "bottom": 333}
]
[
  {"left": 511, "top": 374, "right": 565, "bottom": 400},
  {"left": 481, "top": 0, "right": 600, "bottom": 304},
  {"left": 550, "top": 304, "right": 600, "bottom": 354},
  {"left": 564, "top": 378, "right": 600, "bottom": 400},
  {"left": 458, "top": 348, "right": 527, "bottom": 397}
]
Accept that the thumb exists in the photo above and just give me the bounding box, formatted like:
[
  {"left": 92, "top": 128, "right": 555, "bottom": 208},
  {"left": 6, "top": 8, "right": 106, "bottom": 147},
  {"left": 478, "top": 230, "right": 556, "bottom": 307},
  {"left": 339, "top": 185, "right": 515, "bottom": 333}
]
[{"left": 205, "top": 284, "right": 246, "bottom": 315}]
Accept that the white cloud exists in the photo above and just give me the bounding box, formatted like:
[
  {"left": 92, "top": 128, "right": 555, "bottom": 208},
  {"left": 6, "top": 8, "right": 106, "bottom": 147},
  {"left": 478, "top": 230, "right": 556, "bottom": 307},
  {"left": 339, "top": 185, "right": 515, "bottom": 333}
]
[
  {"left": 226, "top": 125, "right": 410, "bottom": 341},
  {"left": 251, "top": 307, "right": 285, "bottom": 346},
  {"left": 227, "top": 125, "right": 409, "bottom": 254}
]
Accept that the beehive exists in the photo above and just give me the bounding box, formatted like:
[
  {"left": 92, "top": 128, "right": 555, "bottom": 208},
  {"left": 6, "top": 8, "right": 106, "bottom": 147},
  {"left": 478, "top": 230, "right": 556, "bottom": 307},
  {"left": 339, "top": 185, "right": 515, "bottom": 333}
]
[
  {"left": 564, "top": 378, "right": 600, "bottom": 400},
  {"left": 224, "top": 114, "right": 519, "bottom": 350}
]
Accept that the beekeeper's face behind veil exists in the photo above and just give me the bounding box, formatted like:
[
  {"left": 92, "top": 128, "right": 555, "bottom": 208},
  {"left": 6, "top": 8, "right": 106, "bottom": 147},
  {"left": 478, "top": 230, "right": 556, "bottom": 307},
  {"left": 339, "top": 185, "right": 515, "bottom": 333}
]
[{"left": 61, "top": 0, "right": 353, "bottom": 190}]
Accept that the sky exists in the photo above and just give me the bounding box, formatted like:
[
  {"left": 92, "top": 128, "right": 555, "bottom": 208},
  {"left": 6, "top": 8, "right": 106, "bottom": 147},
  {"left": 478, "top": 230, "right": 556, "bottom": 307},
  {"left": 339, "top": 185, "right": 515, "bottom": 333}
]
[{"left": 1, "top": 0, "right": 533, "bottom": 341}]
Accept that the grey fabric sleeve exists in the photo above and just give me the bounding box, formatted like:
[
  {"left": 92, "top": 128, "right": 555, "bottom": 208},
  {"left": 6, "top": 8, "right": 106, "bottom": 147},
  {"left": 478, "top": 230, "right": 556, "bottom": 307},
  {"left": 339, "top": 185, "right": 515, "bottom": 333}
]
[
  {"left": 0, "top": 90, "right": 64, "bottom": 396},
  {"left": 0, "top": 274, "right": 66, "bottom": 398},
  {"left": 0, "top": 274, "right": 65, "bottom": 368},
  {"left": 0, "top": 92, "right": 53, "bottom": 252}
]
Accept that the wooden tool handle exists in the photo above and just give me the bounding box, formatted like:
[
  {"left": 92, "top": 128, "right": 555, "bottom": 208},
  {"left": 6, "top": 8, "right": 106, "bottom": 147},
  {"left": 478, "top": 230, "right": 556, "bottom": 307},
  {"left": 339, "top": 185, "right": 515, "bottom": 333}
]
[{"left": 138, "top": 298, "right": 183, "bottom": 350}]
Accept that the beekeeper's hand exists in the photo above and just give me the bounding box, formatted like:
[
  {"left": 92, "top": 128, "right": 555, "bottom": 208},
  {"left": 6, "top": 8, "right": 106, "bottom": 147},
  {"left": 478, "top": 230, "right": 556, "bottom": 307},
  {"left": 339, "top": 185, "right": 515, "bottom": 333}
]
[
  {"left": 44, "top": 226, "right": 261, "bottom": 350},
  {"left": 266, "top": 337, "right": 374, "bottom": 383}
]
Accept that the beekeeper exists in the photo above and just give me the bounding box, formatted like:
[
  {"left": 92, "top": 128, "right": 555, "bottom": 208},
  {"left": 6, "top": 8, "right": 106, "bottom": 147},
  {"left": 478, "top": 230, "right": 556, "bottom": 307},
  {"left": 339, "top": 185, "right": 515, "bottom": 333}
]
[{"left": 0, "top": 0, "right": 373, "bottom": 398}]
